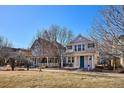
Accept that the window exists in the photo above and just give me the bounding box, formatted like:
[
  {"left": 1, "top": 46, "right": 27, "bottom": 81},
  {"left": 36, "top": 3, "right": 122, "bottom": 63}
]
[
  {"left": 49, "top": 58, "right": 52, "bottom": 63},
  {"left": 68, "top": 57, "right": 71, "bottom": 63},
  {"left": 72, "top": 57, "right": 74, "bottom": 63},
  {"left": 82, "top": 44, "right": 85, "bottom": 51},
  {"left": 68, "top": 57, "right": 74, "bottom": 67},
  {"left": 89, "top": 56, "right": 92, "bottom": 60},
  {"left": 74, "top": 45, "right": 77, "bottom": 51},
  {"left": 67, "top": 45, "right": 72, "bottom": 49},
  {"left": 88, "top": 43, "right": 95, "bottom": 48},
  {"left": 78, "top": 44, "right": 81, "bottom": 51},
  {"left": 34, "top": 58, "right": 37, "bottom": 64}
]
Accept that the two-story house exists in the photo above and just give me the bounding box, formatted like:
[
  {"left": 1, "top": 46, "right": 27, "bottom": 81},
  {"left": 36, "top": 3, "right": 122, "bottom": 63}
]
[{"left": 65, "top": 34, "right": 99, "bottom": 70}]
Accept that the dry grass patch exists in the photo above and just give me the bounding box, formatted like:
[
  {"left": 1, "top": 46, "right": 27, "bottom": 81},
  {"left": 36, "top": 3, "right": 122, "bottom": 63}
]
[{"left": 0, "top": 71, "right": 124, "bottom": 88}]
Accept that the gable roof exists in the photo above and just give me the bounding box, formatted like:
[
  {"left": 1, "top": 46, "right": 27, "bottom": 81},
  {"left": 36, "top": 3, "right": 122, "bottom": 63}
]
[
  {"left": 30, "top": 38, "right": 65, "bottom": 57},
  {"left": 31, "top": 38, "right": 53, "bottom": 49},
  {"left": 31, "top": 38, "right": 64, "bottom": 50},
  {"left": 70, "top": 34, "right": 92, "bottom": 43}
]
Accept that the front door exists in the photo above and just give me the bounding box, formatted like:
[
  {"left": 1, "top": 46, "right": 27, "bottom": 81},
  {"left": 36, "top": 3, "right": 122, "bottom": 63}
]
[{"left": 80, "top": 56, "right": 84, "bottom": 68}]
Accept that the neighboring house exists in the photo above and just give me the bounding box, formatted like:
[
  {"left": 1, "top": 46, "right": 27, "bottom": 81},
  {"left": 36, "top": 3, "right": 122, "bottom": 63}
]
[
  {"left": 98, "top": 35, "right": 124, "bottom": 69},
  {"left": 31, "top": 38, "right": 65, "bottom": 67},
  {"left": 65, "top": 34, "right": 99, "bottom": 70},
  {"left": 0, "top": 47, "right": 32, "bottom": 66},
  {"left": 13, "top": 48, "right": 32, "bottom": 64},
  {"left": 119, "top": 35, "right": 124, "bottom": 67}
]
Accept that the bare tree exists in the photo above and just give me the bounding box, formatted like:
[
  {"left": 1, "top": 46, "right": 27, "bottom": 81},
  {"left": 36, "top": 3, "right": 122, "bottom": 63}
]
[
  {"left": 7, "top": 57, "right": 15, "bottom": 71},
  {"left": 46, "top": 25, "right": 73, "bottom": 67},
  {"left": 31, "top": 24, "right": 73, "bottom": 68},
  {"left": 0, "top": 35, "right": 13, "bottom": 66},
  {"left": 90, "top": 5, "right": 124, "bottom": 70},
  {"left": 0, "top": 36, "right": 13, "bottom": 48},
  {"left": 37, "top": 25, "right": 73, "bottom": 46}
]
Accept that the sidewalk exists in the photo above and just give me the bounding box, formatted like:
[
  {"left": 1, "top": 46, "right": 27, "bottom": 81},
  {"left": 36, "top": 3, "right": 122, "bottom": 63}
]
[{"left": 41, "top": 68, "right": 124, "bottom": 78}]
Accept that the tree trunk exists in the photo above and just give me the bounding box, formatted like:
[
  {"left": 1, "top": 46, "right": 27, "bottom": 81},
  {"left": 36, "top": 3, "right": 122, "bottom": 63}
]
[
  {"left": 27, "top": 64, "right": 29, "bottom": 71},
  {"left": 61, "top": 55, "right": 63, "bottom": 68},
  {"left": 12, "top": 66, "right": 15, "bottom": 71},
  {"left": 113, "top": 58, "right": 116, "bottom": 71},
  {"left": 4, "top": 58, "right": 7, "bottom": 64}
]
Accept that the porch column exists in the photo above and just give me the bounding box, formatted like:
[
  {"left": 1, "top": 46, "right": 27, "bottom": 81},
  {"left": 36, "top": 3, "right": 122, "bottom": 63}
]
[
  {"left": 120, "top": 53, "right": 124, "bottom": 67},
  {"left": 74, "top": 56, "right": 77, "bottom": 68},
  {"left": 74, "top": 56, "right": 77, "bottom": 67},
  {"left": 54, "top": 57, "right": 55, "bottom": 66},
  {"left": 66, "top": 57, "right": 68, "bottom": 64},
  {"left": 47, "top": 57, "right": 49, "bottom": 67},
  {"left": 120, "top": 57, "right": 123, "bottom": 67},
  {"left": 61, "top": 55, "right": 63, "bottom": 68},
  {"left": 87, "top": 56, "right": 90, "bottom": 71},
  {"left": 92, "top": 55, "right": 94, "bottom": 69},
  {"left": 111, "top": 59, "right": 113, "bottom": 67}
]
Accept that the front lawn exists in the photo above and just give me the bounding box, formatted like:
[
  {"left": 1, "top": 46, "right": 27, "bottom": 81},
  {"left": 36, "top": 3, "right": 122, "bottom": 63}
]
[{"left": 0, "top": 70, "right": 124, "bottom": 88}]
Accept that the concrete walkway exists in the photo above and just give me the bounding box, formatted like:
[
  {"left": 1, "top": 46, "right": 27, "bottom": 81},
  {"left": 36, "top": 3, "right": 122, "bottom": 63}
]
[{"left": 41, "top": 68, "right": 124, "bottom": 78}]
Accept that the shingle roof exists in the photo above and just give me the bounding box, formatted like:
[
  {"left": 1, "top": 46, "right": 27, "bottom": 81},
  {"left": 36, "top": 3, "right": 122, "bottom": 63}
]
[
  {"left": 31, "top": 38, "right": 64, "bottom": 50},
  {"left": 70, "top": 34, "right": 91, "bottom": 43}
]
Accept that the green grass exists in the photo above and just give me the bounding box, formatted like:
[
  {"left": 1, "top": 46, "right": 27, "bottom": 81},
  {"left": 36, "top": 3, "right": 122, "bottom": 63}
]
[{"left": 0, "top": 70, "right": 124, "bottom": 88}]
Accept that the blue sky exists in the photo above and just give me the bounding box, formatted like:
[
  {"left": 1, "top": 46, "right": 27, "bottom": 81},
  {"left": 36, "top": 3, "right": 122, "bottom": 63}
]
[{"left": 0, "top": 5, "right": 104, "bottom": 48}]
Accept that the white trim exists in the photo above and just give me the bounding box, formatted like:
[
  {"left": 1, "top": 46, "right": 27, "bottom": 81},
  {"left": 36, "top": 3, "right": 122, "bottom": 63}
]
[{"left": 47, "top": 57, "right": 49, "bottom": 66}]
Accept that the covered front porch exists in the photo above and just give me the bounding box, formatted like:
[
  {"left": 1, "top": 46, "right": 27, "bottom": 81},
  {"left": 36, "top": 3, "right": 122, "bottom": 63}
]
[
  {"left": 65, "top": 54, "right": 96, "bottom": 70},
  {"left": 27, "top": 56, "right": 59, "bottom": 68}
]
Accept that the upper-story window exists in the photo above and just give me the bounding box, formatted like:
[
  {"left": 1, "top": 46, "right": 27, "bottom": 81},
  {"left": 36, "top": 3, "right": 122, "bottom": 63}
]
[
  {"left": 74, "top": 45, "right": 77, "bottom": 51},
  {"left": 67, "top": 45, "right": 72, "bottom": 49},
  {"left": 88, "top": 43, "right": 95, "bottom": 48},
  {"left": 78, "top": 44, "right": 81, "bottom": 51},
  {"left": 82, "top": 44, "right": 85, "bottom": 51}
]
